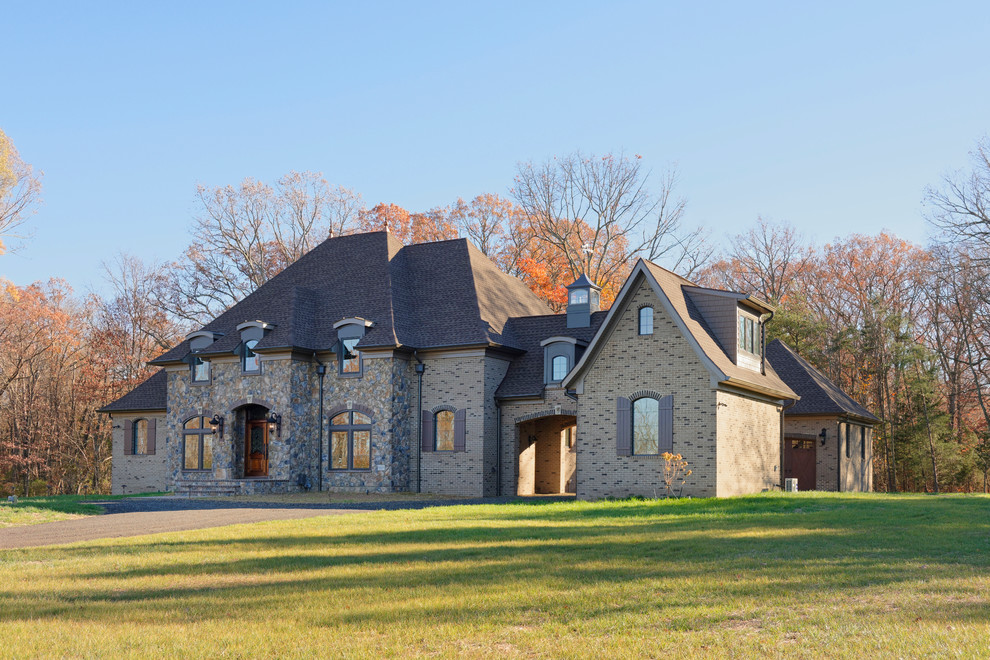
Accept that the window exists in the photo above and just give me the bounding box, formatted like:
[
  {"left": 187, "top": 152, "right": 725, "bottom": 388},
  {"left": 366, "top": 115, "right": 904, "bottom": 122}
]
[
  {"left": 632, "top": 397, "right": 660, "bottom": 455},
  {"left": 434, "top": 410, "right": 455, "bottom": 451},
  {"left": 182, "top": 416, "right": 213, "bottom": 471},
  {"left": 570, "top": 289, "right": 588, "bottom": 305},
  {"left": 551, "top": 355, "right": 569, "bottom": 382},
  {"left": 243, "top": 339, "right": 260, "bottom": 373},
  {"left": 639, "top": 307, "right": 654, "bottom": 335},
  {"left": 339, "top": 337, "right": 361, "bottom": 375},
  {"left": 191, "top": 356, "right": 210, "bottom": 382},
  {"left": 737, "top": 315, "right": 761, "bottom": 356},
  {"left": 132, "top": 419, "right": 148, "bottom": 454},
  {"left": 330, "top": 410, "right": 372, "bottom": 470}
]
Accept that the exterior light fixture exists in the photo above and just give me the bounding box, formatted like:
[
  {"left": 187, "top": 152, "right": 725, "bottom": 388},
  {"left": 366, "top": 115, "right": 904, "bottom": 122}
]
[
  {"left": 209, "top": 414, "right": 225, "bottom": 437},
  {"left": 819, "top": 428, "right": 828, "bottom": 446},
  {"left": 267, "top": 412, "right": 282, "bottom": 439}
]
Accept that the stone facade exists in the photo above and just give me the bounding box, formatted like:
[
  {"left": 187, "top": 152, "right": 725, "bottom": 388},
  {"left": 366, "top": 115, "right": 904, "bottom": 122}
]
[{"left": 110, "top": 412, "right": 167, "bottom": 495}]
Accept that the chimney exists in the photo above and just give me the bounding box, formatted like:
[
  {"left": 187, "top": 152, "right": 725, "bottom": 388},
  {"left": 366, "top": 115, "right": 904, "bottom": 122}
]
[{"left": 566, "top": 274, "right": 601, "bottom": 328}]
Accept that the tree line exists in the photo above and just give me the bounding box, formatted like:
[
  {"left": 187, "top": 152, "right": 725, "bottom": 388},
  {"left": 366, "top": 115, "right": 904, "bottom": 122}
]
[{"left": 2, "top": 128, "right": 989, "bottom": 495}]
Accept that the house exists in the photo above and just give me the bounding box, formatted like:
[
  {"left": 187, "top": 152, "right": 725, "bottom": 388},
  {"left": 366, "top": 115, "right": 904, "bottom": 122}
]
[
  {"left": 766, "top": 340, "right": 879, "bottom": 492},
  {"left": 101, "top": 230, "right": 876, "bottom": 498}
]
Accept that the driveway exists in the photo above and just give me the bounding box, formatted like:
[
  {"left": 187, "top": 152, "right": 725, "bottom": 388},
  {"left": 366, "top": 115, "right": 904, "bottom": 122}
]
[{"left": 0, "top": 507, "right": 360, "bottom": 549}]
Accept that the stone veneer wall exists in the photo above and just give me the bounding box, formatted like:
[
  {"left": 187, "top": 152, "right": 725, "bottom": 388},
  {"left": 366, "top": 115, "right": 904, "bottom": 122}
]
[
  {"left": 715, "top": 390, "right": 782, "bottom": 497},
  {"left": 166, "top": 356, "right": 317, "bottom": 494},
  {"left": 110, "top": 412, "right": 168, "bottom": 495},
  {"left": 574, "top": 277, "right": 718, "bottom": 500}
]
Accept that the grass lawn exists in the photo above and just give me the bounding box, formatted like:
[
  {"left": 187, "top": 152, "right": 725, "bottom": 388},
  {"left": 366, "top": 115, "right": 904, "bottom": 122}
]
[
  {"left": 1, "top": 492, "right": 988, "bottom": 657},
  {"left": 0, "top": 492, "right": 165, "bottom": 527}
]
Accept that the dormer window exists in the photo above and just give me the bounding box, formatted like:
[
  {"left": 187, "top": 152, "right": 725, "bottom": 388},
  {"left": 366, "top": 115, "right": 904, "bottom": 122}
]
[
  {"left": 192, "top": 356, "right": 211, "bottom": 382},
  {"left": 235, "top": 321, "right": 274, "bottom": 375},
  {"left": 542, "top": 336, "right": 586, "bottom": 385},
  {"left": 738, "top": 314, "right": 761, "bottom": 356},
  {"left": 243, "top": 339, "right": 260, "bottom": 372},
  {"left": 552, "top": 355, "right": 569, "bottom": 381},
  {"left": 333, "top": 317, "right": 374, "bottom": 378}
]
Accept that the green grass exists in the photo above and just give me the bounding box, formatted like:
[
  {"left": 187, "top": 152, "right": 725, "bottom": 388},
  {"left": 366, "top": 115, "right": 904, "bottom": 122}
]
[
  {"left": 1, "top": 492, "right": 988, "bottom": 657},
  {"left": 0, "top": 492, "right": 166, "bottom": 527}
]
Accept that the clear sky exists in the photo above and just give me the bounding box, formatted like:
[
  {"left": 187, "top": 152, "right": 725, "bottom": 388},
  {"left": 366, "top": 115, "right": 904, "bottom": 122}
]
[{"left": 2, "top": 1, "right": 988, "bottom": 294}]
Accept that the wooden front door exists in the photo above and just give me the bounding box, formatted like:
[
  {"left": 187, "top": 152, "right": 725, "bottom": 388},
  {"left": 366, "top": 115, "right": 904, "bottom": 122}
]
[
  {"left": 245, "top": 420, "right": 269, "bottom": 477},
  {"left": 784, "top": 437, "right": 816, "bottom": 491}
]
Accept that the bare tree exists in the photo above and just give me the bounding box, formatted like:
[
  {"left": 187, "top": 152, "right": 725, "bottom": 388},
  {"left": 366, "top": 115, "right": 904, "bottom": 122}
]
[
  {"left": 704, "top": 217, "right": 808, "bottom": 303},
  {"left": 512, "top": 152, "right": 708, "bottom": 285},
  {"left": 0, "top": 128, "right": 42, "bottom": 254},
  {"left": 166, "top": 172, "right": 363, "bottom": 323},
  {"left": 926, "top": 137, "right": 990, "bottom": 254}
]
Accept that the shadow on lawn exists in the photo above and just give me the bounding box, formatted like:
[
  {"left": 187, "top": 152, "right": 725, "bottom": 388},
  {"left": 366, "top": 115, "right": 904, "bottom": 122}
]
[{"left": 4, "top": 495, "right": 989, "bottom": 627}]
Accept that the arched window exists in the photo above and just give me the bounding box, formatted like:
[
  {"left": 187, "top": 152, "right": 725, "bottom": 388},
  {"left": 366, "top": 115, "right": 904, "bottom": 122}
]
[
  {"left": 435, "top": 410, "right": 455, "bottom": 451},
  {"left": 551, "top": 355, "right": 569, "bottom": 382},
  {"left": 632, "top": 397, "right": 660, "bottom": 454},
  {"left": 132, "top": 419, "right": 148, "bottom": 454},
  {"left": 243, "top": 339, "right": 260, "bottom": 373},
  {"left": 639, "top": 307, "right": 654, "bottom": 335},
  {"left": 182, "top": 416, "right": 213, "bottom": 471},
  {"left": 330, "top": 410, "right": 372, "bottom": 470}
]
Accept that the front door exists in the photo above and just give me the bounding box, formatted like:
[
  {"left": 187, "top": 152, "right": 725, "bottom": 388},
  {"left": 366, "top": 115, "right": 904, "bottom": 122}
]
[
  {"left": 784, "top": 437, "right": 816, "bottom": 491},
  {"left": 245, "top": 420, "right": 268, "bottom": 477}
]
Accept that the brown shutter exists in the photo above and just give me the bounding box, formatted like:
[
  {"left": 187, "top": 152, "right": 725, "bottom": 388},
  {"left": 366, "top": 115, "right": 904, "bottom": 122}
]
[
  {"left": 146, "top": 418, "right": 157, "bottom": 455},
  {"left": 659, "top": 395, "right": 673, "bottom": 452},
  {"left": 454, "top": 409, "right": 467, "bottom": 452},
  {"left": 123, "top": 419, "right": 133, "bottom": 455},
  {"left": 421, "top": 410, "right": 434, "bottom": 452},
  {"left": 616, "top": 397, "right": 631, "bottom": 456}
]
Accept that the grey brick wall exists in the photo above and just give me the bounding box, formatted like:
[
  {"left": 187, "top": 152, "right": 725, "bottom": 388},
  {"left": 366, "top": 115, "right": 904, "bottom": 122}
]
[
  {"left": 574, "top": 278, "right": 719, "bottom": 499},
  {"left": 110, "top": 412, "right": 168, "bottom": 495},
  {"left": 715, "top": 390, "right": 781, "bottom": 496},
  {"left": 499, "top": 388, "right": 576, "bottom": 496}
]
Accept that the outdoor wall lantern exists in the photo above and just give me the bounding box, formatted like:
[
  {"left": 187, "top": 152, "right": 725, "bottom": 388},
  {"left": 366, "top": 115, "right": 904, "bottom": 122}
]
[
  {"left": 267, "top": 412, "right": 282, "bottom": 439},
  {"left": 819, "top": 428, "right": 828, "bottom": 446},
  {"left": 209, "top": 414, "right": 225, "bottom": 437}
]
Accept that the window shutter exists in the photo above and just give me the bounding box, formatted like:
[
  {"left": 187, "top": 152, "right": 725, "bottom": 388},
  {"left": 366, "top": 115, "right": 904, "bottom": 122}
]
[
  {"left": 147, "top": 418, "right": 157, "bottom": 455},
  {"left": 616, "top": 397, "right": 631, "bottom": 456},
  {"left": 454, "top": 409, "right": 467, "bottom": 452},
  {"left": 659, "top": 395, "right": 673, "bottom": 452},
  {"left": 123, "top": 419, "right": 133, "bottom": 455},
  {"left": 421, "top": 410, "right": 434, "bottom": 453}
]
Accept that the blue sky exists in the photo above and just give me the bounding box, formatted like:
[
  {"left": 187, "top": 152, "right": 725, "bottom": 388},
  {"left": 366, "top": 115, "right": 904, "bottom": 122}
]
[{"left": 2, "top": 1, "right": 988, "bottom": 293}]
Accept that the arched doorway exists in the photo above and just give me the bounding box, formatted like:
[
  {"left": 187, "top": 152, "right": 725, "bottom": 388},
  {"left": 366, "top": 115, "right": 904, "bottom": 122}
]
[
  {"left": 234, "top": 404, "right": 270, "bottom": 478},
  {"left": 516, "top": 414, "right": 577, "bottom": 495}
]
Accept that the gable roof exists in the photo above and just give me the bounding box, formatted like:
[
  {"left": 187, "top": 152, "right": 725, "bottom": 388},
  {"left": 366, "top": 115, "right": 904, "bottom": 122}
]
[
  {"left": 495, "top": 311, "right": 607, "bottom": 399},
  {"left": 150, "top": 232, "right": 551, "bottom": 365},
  {"left": 98, "top": 370, "right": 167, "bottom": 413},
  {"left": 564, "top": 259, "right": 797, "bottom": 400},
  {"left": 766, "top": 340, "right": 880, "bottom": 423}
]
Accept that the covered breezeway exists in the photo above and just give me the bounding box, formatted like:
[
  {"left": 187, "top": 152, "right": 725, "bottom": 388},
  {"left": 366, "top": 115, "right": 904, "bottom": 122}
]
[{"left": 516, "top": 414, "right": 577, "bottom": 495}]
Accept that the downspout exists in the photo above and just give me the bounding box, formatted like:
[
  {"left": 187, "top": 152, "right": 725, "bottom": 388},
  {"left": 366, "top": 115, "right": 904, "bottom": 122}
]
[
  {"left": 836, "top": 418, "right": 843, "bottom": 492},
  {"left": 313, "top": 353, "right": 326, "bottom": 493},
  {"left": 761, "top": 310, "right": 773, "bottom": 375},
  {"left": 780, "top": 398, "right": 796, "bottom": 489},
  {"left": 414, "top": 351, "right": 425, "bottom": 493},
  {"left": 495, "top": 400, "right": 502, "bottom": 497}
]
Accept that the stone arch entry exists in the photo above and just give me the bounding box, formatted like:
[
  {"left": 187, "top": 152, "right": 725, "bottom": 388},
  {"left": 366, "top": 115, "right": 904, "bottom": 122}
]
[
  {"left": 516, "top": 412, "right": 577, "bottom": 496},
  {"left": 232, "top": 403, "right": 271, "bottom": 478}
]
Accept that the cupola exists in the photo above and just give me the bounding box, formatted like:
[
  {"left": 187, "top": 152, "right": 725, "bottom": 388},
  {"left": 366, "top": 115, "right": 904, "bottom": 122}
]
[{"left": 566, "top": 273, "right": 601, "bottom": 328}]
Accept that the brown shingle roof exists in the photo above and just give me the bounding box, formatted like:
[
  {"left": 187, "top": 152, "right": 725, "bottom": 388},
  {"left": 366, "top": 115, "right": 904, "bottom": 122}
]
[{"left": 766, "top": 340, "right": 880, "bottom": 422}]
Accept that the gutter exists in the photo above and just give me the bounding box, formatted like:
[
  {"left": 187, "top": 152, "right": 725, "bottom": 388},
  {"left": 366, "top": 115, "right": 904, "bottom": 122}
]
[
  {"left": 414, "top": 350, "right": 425, "bottom": 493},
  {"left": 313, "top": 353, "right": 326, "bottom": 492}
]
